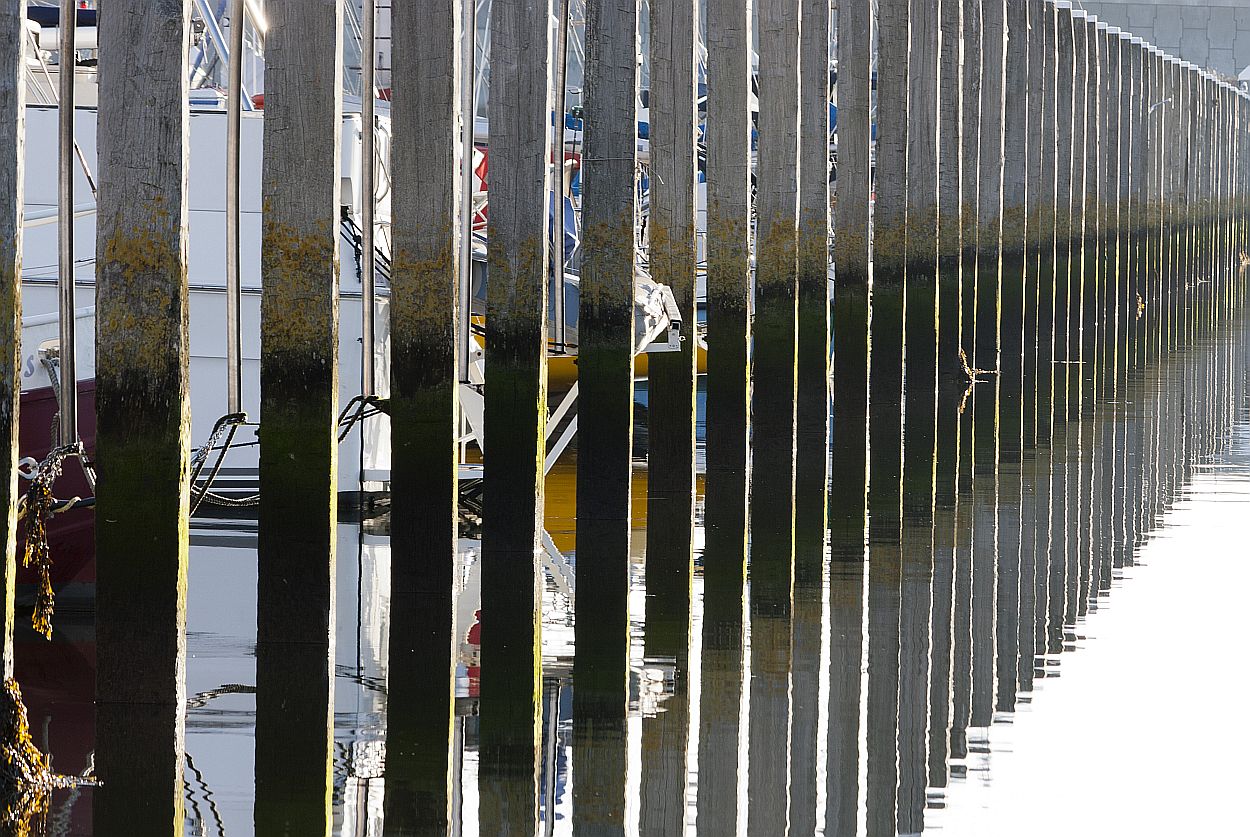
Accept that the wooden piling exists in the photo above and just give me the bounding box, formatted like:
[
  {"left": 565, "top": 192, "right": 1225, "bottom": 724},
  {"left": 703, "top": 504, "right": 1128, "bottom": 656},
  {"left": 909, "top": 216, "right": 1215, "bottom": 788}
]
[
  {"left": 960, "top": 0, "right": 984, "bottom": 365},
  {"left": 1052, "top": 9, "right": 1075, "bottom": 416},
  {"left": 254, "top": 1, "right": 342, "bottom": 832},
  {"left": 1067, "top": 11, "right": 1088, "bottom": 417},
  {"left": 936, "top": 0, "right": 964, "bottom": 395},
  {"left": 747, "top": 0, "right": 801, "bottom": 830},
  {"left": 640, "top": 0, "right": 696, "bottom": 831},
  {"left": 479, "top": 0, "right": 553, "bottom": 827},
  {"left": 1022, "top": 0, "right": 1048, "bottom": 451},
  {"left": 975, "top": 0, "right": 1006, "bottom": 375},
  {"left": 1109, "top": 30, "right": 1130, "bottom": 393},
  {"left": 788, "top": 3, "right": 831, "bottom": 827},
  {"left": 696, "top": 0, "right": 752, "bottom": 827},
  {"left": 748, "top": 0, "right": 801, "bottom": 580},
  {"left": 0, "top": 0, "right": 23, "bottom": 678},
  {"left": 935, "top": 11, "right": 970, "bottom": 789},
  {"left": 383, "top": 0, "right": 460, "bottom": 830},
  {"left": 867, "top": 1, "right": 908, "bottom": 832},
  {"left": 1126, "top": 39, "right": 1147, "bottom": 368},
  {"left": 825, "top": 2, "right": 873, "bottom": 830},
  {"left": 1078, "top": 17, "right": 1102, "bottom": 408},
  {"left": 993, "top": 0, "right": 1029, "bottom": 715},
  {"left": 999, "top": 0, "right": 1029, "bottom": 468},
  {"left": 829, "top": 0, "right": 872, "bottom": 559},
  {"left": 645, "top": 0, "right": 698, "bottom": 588},
  {"left": 793, "top": 0, "right": 832, "bottom": 558},
  {"left": 898, "top": 0, "right": 939, "bottom": 829},
  {"left": 94, "top": 1, "right": 191, "bottom": 832},
  {"left": 702, "top": 0, "right": 752, "bottom": 567},
  {"left": 929, "top": 0, "right": 964, "bottom": 787},
  {"left": 870, "top": 0, "right": 908, "bottom": 544},
  {"left": 1034, "top": 2, "right": 1060, "bottom": 448}
]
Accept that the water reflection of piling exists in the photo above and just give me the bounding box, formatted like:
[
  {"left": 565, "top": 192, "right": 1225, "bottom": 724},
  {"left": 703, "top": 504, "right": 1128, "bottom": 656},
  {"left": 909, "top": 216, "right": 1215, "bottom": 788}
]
[
  {"left": 0, "top": 0, "right": 22, "bottom": 677},
  {"left": 382, "top": 0, "right": 460, "bottom": 831},
  {"left": 93, "top": 3, "right": 192, "bottom": 833},
  {"left": 478, "top": 0, "right": 552, "bottom": 828}
]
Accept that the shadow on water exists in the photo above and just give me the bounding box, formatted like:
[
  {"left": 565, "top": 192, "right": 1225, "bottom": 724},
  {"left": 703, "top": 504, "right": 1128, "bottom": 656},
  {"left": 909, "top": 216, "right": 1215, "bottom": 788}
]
[{"left": 7, "top": 298, "right": 1250, "bottom": 834}]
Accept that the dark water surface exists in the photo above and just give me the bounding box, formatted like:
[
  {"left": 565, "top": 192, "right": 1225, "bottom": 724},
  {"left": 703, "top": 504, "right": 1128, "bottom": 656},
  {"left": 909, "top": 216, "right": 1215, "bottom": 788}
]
[{"left": 16, "top": 309, "right": 1250, "bottom": 835}]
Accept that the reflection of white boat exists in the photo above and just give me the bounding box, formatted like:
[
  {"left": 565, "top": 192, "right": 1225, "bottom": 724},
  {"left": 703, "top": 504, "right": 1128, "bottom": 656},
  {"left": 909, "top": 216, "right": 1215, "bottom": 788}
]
[{"left": 17, "top": 4, "right": 685, "bottom": 509}]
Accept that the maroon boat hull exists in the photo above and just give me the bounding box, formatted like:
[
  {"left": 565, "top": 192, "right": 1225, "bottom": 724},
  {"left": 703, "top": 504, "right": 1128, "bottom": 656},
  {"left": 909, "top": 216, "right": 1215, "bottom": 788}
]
[{"left": 17, "top": 381, "right": 96, "bottom": 597}]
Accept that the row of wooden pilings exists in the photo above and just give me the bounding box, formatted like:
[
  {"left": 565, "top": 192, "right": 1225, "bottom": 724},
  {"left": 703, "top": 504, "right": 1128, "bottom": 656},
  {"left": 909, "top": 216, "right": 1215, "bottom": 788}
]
[{"left": 0, "top": 0, "right": 1247, "bottom": 833}]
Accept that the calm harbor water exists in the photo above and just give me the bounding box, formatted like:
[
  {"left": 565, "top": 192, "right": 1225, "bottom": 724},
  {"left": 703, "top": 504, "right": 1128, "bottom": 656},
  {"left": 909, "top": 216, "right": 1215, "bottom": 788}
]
[{"left": 14, "top": 307, "right": 1250, "bottom": 835}]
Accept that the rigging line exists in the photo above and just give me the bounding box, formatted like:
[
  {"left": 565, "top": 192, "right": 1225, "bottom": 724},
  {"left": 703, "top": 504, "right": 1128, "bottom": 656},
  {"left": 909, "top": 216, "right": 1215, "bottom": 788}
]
[{"left": 26, "top": 27, "right": 97, "bottom": 195}]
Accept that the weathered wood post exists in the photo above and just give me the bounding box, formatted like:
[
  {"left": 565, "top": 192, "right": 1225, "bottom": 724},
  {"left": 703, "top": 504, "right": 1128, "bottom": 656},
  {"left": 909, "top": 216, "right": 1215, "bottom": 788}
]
[
  {"left": 1034, "top": 2, "right": 1059, "bottom": 449},
  {"left": 961, "top": 0, "right": 984, "bottom": 367},
  {"left": 254, "top": 1, "right": 342, "bottom": 832},
  {"left": 1023, "top": 1, "right": 1056, "bottom": 696},
  {"left": 1109, "top": 28, "right": 1130, "bottom": 392},
  {"left": 1067, "top": 9, "right": 1088, "bottom": 419},
  {"left": 898, "top": 0, "right": 939, "bottom": 829},
  {"left": 976, "top": 0, "right": 1006, "bottom": 377},
  {"left": 1100, "top": 25, "right": 1122, "bottom": 392},
  {"left": 479, "top": 0, "right": 553, "bottom": 828},
  {"left": 867, "top": 0, "right": 907, "bottom": 832},
  {"left": 789, "top": 0, "right": 832, "bottom": 829},
  {"left": 1052, "top": 8, "right": 1076, "bottom": 417},
  {"left": 968, "top": 0, "right": 1005, "bottom": 736},
  {"left": 993, "top": 0, "right": 1029, "bottom": 716},
  {"left": 575, "top": 0, "right": 639, "bottom": 830},
  {"left": 1078, "top": 16, "right": 1102, "bottom": 407},
  {"left": 928, "top": 0, "right": 963, "bottom": 792},
  {"left": 829, "top": 0, "right": 873, "bottom": 561},
  {"left": 1127, "top": 38, "right": 1147, "bottom": 368},
  {"left": 0, "top": 0, "right": 23, "bottom": 677},
  {"left": 825, "top": 3, "right": 872, "bottom": 832},
  {"left": 747, "top": 0, "right": 801, "bottom": 830},
  {"left": 697, "top": 0, "right": 752, "bottom": 828},
  {"left": 640, "top": 0, "right": 696, "bottom": 829},
  {"left": 793, "top": 0, "right": 832, "bottom": 555},
  {"left": 1017, "top": 1, "right": 1048, "bottom": 697},
  {"left": 94, "top": 1, "right": 191, "bottom": 832},
  {"left": 749, "top": 0, "right": 801, "bottom": 571},
  {"left": 645, "top": 0, "right": 698, "bottom": 578},
  {"left": 702, "top": 0, "right": 753, "bottom": 563},
  {"left": 383, "top": 0, "right": 460, "bottom": 830},
  {"left": 1001, "top": 0, "right": 1030, "bottom": 464}
]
